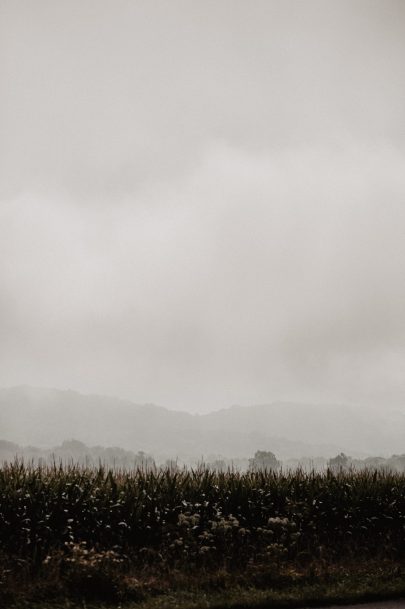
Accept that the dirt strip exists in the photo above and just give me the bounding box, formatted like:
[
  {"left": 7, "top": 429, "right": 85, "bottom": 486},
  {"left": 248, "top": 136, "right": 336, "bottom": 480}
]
[{"left": 307, "top": 601, "right": 405, "bottom": 609}]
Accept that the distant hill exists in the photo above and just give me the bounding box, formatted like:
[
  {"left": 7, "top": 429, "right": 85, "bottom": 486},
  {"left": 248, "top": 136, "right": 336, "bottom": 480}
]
[{"left": 0, "top": 386, "right": 403, "bottom": 459}]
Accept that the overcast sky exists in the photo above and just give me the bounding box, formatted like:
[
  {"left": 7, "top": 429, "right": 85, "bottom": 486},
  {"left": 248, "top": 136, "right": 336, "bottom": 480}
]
[{"left": 0, "top": 0, "right": 404, "bottom": 412}]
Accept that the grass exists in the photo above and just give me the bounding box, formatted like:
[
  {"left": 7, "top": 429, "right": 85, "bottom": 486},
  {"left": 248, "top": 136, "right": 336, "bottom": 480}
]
[{"left": 7, "top": 563, "right": 405, "bottom": 609}]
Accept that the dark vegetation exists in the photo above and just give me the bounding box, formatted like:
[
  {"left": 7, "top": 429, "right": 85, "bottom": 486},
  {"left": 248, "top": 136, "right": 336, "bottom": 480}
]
[
  {"left": 1, "top": 463, "right": 405, "bottom": 607},
  {"left": 0, "top": 439, "right": 156, "bottom": 470},
  {"left": 2, "top": 439, "right": 405, "bottom": 474}
]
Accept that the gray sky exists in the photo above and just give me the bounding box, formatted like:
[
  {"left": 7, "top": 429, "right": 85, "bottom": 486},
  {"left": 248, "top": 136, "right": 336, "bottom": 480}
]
[{"left": 1, "top": 0, "right": 404, "bottom": 412}]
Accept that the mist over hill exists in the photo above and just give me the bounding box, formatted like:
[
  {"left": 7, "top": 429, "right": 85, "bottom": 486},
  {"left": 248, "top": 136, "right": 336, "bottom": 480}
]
[{"left": 0, "top": 386, "right": 404, "bottom": 459}]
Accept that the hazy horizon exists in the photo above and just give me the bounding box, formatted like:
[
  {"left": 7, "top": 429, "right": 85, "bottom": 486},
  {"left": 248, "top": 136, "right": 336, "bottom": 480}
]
[
  {"left": 0, "top": 382, "right": 392, "bottom": 416},
  {"left": 2, "top": 384, "right": 404, "bottom": 458},
  {"left": 1, "top": 1, "right": 405, "bottom": 414}
]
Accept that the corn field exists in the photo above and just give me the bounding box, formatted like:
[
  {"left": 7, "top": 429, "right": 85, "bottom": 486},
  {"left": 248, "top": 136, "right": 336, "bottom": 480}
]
[{"left": 1, "top": 462, "right": 405, "bottom": 574}]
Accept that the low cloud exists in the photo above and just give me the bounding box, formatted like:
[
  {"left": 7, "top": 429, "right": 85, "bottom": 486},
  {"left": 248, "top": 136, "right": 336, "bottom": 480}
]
[{"left": 1, "top": 142, "right": 404, "bottom": 411}]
